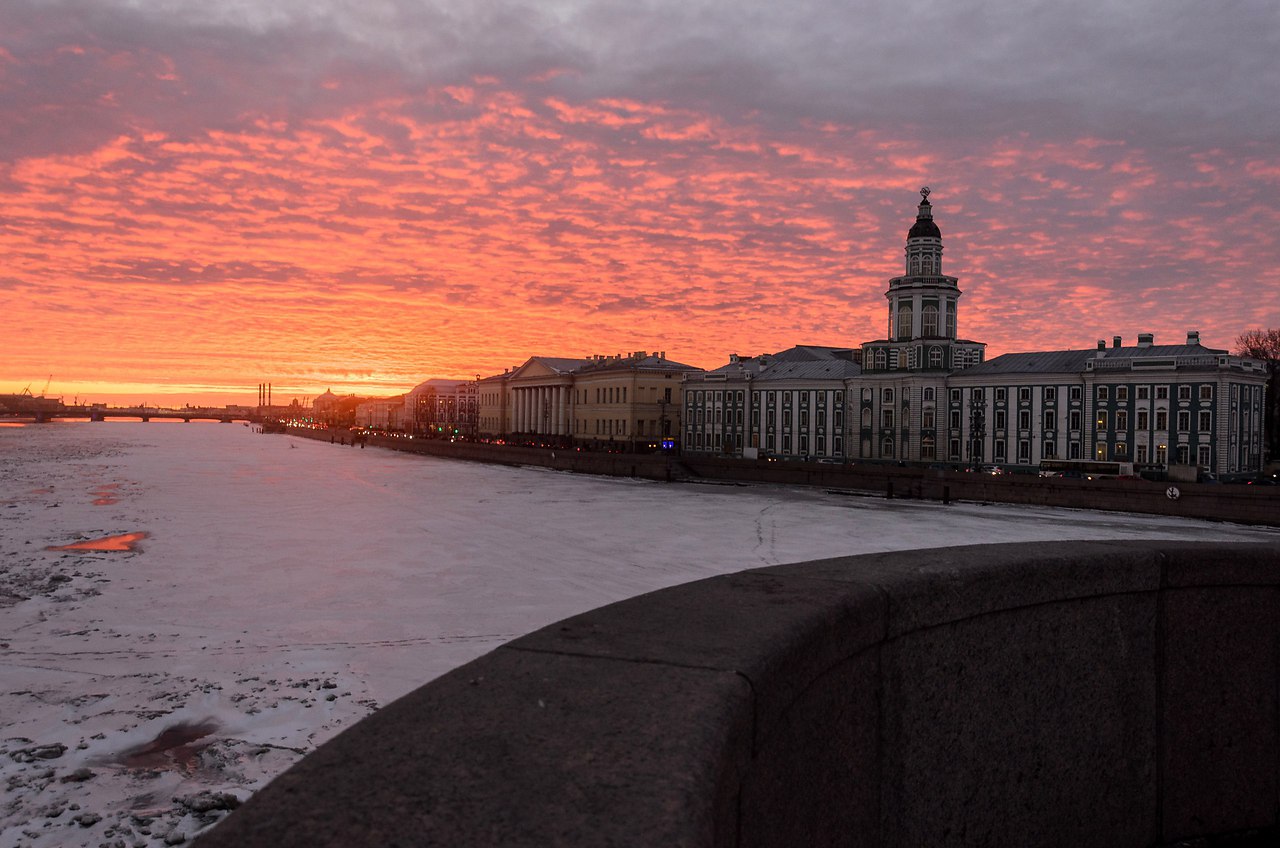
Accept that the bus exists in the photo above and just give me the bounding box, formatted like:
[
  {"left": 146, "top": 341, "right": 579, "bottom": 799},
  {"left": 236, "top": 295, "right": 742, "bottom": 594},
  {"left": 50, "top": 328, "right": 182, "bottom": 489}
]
[{"left": 1038, "top": 459, "right": 1136, "bottom": 480}]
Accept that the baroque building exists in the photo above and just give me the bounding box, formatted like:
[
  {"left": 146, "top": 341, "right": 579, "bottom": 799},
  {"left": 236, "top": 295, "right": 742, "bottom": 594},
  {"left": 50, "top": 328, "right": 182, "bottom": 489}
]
[{"left": 682, "top": 189, "right": 1269, "bottom": 475}]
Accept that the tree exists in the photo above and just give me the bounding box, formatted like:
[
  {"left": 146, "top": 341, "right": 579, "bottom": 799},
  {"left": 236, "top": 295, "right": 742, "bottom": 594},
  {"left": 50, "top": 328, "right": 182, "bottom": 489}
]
[{"left": 1235, "top": 328, "right": 1280, "bottom": 465}]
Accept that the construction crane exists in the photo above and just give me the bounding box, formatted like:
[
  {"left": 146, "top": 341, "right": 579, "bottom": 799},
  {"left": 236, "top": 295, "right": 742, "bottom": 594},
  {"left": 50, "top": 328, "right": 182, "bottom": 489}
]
[{"left": 42, "top": 375, "right": 52, "bottom": 396}]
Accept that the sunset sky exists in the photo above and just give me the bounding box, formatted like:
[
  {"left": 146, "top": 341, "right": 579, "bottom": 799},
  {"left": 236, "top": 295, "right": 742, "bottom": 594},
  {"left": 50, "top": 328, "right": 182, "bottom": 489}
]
[{"left": 3, "top": 0, "right": 1278, "bottom": 407}]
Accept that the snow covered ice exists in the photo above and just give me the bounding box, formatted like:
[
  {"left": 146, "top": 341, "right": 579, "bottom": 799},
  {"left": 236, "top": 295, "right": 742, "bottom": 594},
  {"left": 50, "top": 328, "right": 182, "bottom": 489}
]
[{"left": 1, "top": 422, "right": 1275, "bottom": 846}]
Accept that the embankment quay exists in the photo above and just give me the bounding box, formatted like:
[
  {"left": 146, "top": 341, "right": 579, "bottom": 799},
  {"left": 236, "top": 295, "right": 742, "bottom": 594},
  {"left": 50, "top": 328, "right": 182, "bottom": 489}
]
[{"left": 286, "top": 426, "right": 1280, "bottom": 527}]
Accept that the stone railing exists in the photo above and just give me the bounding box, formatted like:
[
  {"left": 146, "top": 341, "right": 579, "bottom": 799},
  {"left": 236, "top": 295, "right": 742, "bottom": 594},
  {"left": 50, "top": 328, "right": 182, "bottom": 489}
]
[{"left": 198, "top": 541, "right": 1280, "bottom": 847}]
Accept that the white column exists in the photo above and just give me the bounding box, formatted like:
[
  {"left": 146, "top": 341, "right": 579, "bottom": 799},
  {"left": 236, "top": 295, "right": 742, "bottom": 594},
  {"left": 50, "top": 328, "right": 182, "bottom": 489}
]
[
  {"left": 556, "top": 386, "right": 566, "bottom": 436},
  {"left": 518, "top": 388, "right": 527, "bottom": 432},
  {"left": 533, "top": 388, "right": 543, "bottom": 434}
]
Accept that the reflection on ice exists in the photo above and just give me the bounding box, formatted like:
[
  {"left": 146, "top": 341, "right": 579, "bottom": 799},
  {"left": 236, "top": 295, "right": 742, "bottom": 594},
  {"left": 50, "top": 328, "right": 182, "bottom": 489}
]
[{"left": 46, "top": 531, "right": 149, "bottom": 551}]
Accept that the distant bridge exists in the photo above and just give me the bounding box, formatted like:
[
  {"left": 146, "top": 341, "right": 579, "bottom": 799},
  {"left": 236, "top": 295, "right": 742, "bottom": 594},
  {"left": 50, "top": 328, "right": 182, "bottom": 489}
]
[{"left": 4, "top": 404, "right": 265, "bottom": 424}]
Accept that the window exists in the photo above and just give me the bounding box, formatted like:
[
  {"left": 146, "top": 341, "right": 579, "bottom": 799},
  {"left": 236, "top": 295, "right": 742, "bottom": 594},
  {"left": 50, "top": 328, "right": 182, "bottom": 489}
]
[
  {"left": 1098, "top": 386, "right": 1109, "bottom": 401},
  {"left": 1156, "top": 386, "right": 1169, "bottom": 400},
  {"left": 1018, "top": 440, "right": 1030, "bottom": 462},
  {"left": 1178, "top": 385, "right": 1191, "bottom": 401},
  {"left": 883, "top": 388, "right": 895, "bottom": 403},
  {"left": 862, "top": 408, "right": 872, "bottom": 427},
  {"left": 1156, "top": 410, "right": 1168, "bottom": 430},
  {"left": 929, "top": 346, "right": 943, "bottom": 368},
  {"left": 949, "top": 439, "right": 961, "bottom": 460},
  {"left": 995, "top": 388, "right": 1007, "bottom": 402},
  {"left": 1137, "top": 386, "right": 1150, "bottom": 400},
  {"left": 923, "top": 305, "right": 939, "bottom": 336},
  {"left": 1018, "top": 387, "right": 1031, "bottom": 402},
  {"left": 1116, "top": 386, "right": 1129, "bottom": 401},
  {"left": 1043, "top": 410, "right": 1055, "bottom": 430},
  {"left": 1199, "top": 385, "right": 1212, "bottom": 401},
  {"left": 1045, "top": 387, "right": 1057, "bottom": 403},
  {"left": 949, "top": 410, "right": 961, "bottom": 429},
  {"left": 1156, "top": 444, "right": 1168, "bottom": 465},
  {"left": 1018, "top": 410, "right": 1031, "bottom": 430},
  {"left": 995, "top": 410, "right": 1007, "bottom": 429},
  {"left": 1116, "top": 410, "right": 1128, "bottom": 430},
  {"left": 1177, "top": 444, "right": 1190, "bottom": 464},
  {"left": 1116, "top": 442, "right": 1128, "bottom": 456},
  {"left": 1177, "top": 411, "right": 1190, "bottom": 432},
  {"left": 881, "top": 437, "right": 894, "bottom": 457},
  {"left": 1197, "top": 445, "right": 1211, "bottom": 467},
  {"left": 923, "top": 387, "right": 934, "bottom": 402},
  {"left": 922, "top": 409, "right": 935, "bottom": 429},
  {"left": 922, "top": 436, "right": 936, "bottom": 459},
  {"left": 1069, "top": 442, "right": 1081, "bottom": 459},
  {"left": 1198, "top": 411, "right": 1211, "bottom": 431},
  {"left": 1137, "top": 410, "right": 1149, "bottom": 430},
  {"left": 1043, "top": 440, "right": 1056, "bottom": 459},
  {"left": 881, "top": 409, "right": 894, "bottom": 428},
  {"left": 1097, "top": 410, "right": 1108, "bottom": 430},
  {"left": 896, "top": 304, "right": 913, "bottom": 338},
  {"left": 994, "top": 440, "right": 1006, "bottom": 461},
  {"left": 1070, "top": 386, "right": 1082, "bottom": 401},
  {"left": 1136, "top": 444, "right": 1149, "bottom": 463},
  {"left": 950, "top": 389, "right": 961, "bottom": 403},
  {"left": 1069, "top": 410, "right": 1082, "bottom": 430}
]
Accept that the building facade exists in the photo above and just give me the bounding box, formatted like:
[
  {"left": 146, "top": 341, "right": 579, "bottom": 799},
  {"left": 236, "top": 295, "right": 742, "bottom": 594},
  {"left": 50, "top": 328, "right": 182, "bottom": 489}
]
[
  {"left": 682, "top": 189, "right": 1269, "bottom": 475},
  {"left": 474, "top": 351, "right": 700, "bottom": 450}
]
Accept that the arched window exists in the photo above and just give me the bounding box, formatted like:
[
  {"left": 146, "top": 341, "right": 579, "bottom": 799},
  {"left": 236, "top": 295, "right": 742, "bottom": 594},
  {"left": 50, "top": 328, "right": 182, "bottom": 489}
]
[
  {"left": 881, "top": 436, "right": 894, "bottom": 458},
  {"left": 922, "top": 305, "right": 939, "bottom": 337},
  {"left": 896, "top": 304, "right": 913, "bottom": 339},
  {"left": 910, "top": 256, "right": 921, "bottom": 274},
  {"left": 861, "top": 408, "right": 872, "bottom": 428},
  {"left": 929, "top": 346, "right": 943, "bottom": 368},
  {"left": 874, "top": 349, "right": 887, "bottom": 370}
]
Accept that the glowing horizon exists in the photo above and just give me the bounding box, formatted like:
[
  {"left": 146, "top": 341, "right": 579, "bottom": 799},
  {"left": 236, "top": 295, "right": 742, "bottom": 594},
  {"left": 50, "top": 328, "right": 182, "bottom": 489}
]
[{"left": 4, "top": 1, "right": 1277, "bottom": 408}]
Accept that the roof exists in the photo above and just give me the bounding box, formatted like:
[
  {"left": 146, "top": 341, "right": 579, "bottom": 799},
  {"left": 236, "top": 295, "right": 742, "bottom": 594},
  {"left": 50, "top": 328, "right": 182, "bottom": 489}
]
[
  {"left": 534, "top": 357, "right": 596, "bottom": 374},
  {"left": 958, "top": 350, "right": 1096, "bottom": 376},
  {"left": 959, "top": 342, "right": 1230, "bottom": 376},
  {"left": 755, "top": 360, "right": 862, "bottom": 381},
  {"left": 772, "top": 345, "right": 859, "bottom": 362},
  {"left": 575, "top": 354, "right": 701, "bottom": 375}
]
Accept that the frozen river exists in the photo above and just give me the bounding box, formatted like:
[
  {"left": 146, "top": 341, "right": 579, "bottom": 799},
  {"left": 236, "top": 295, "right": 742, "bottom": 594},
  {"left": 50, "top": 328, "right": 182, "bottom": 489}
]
[{"left": 2, "top": 421, "right": 1275, "bottom": 846}]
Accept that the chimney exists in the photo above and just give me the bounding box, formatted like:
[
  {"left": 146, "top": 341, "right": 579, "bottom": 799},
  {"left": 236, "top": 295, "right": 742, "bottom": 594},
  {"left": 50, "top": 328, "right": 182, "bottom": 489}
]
[
  {"left": 1137, "top": 333, "right": 1154, "bottom": 347},
  {"left": 1186, "top": 330, "right": 1201, "bottom": 346},
  {"left": 1112, "top": 336, "right": 1122, "bottom": 349},
  {"left": 1097, "top": 340, "right": 1106, "bottom": 351}
]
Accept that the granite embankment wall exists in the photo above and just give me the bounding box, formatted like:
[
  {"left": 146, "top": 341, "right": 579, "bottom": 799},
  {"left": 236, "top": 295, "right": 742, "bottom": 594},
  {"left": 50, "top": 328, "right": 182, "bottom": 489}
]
[
  {"left": 285, "top": 427, "right": 1280, "bottom": 526},
  {"left": 199, "top": 541, "right": 1280, "bottom": 847}
]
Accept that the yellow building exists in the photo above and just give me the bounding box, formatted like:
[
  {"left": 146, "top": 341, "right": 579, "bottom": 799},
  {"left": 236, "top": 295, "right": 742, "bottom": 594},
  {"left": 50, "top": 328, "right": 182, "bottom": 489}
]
[
  {"left": 475, "top": 351, "right": 702, "bottom": 450},
  {"left": 570, "top": 352, "right": 698, "bottom": 450}
]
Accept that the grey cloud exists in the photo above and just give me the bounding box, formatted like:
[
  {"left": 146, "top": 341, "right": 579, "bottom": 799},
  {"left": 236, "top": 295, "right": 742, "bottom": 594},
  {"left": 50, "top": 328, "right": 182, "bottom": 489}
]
[{"left": 6, "top": 0, "right": 1276, "bottom": 161}]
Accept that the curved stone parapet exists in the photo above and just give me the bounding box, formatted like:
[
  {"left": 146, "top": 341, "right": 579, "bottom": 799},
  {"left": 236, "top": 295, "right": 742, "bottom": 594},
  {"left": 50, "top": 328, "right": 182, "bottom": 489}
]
[{"left": 198, "top": 541, "right": 1280, "bottom": 847}]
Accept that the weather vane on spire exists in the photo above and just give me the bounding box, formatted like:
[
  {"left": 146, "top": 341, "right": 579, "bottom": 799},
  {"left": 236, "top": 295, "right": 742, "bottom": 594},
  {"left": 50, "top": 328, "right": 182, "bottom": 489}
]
[{"left": 920, "top": 186, "right": 931, "bottom": 201}]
